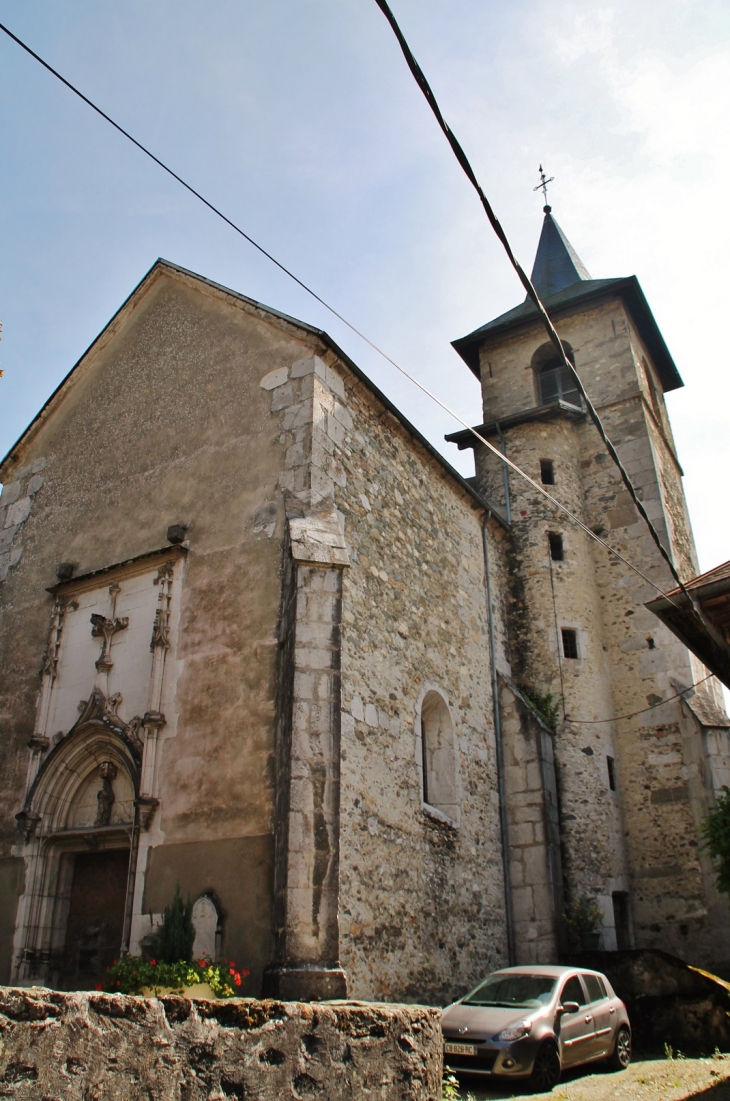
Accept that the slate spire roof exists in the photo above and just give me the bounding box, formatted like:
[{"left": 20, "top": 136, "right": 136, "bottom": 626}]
[
  {"left": 451, "top": 207, "right": 683, "bottom": 392},
  {"left": 528, "top": 205, "right": 591, "bottom": 298}
]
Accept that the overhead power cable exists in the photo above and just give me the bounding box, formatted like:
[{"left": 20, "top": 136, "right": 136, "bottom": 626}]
[
  {"left": 0, "top": 21, "right": 685, "bottom": 609},
  {"left": 565, "top": 671, "right": 714, "bottom": 725},
  {"left": 371, "top": 0, "right": 720, "bottom": 639}
]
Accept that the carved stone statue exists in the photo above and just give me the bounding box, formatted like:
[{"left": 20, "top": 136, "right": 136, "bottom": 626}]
[{"left": 93, "top": 761, "right": 118, "bottom": 827}]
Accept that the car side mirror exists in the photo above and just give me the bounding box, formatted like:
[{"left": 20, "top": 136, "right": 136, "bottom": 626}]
[{"left": 558, "top": 1001, "right": 580, "bottom": 1015}]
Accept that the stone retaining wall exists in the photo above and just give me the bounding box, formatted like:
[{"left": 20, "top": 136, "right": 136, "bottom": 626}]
[
  {"left": 0, "top": 988, "right": 442, "bottom": 1100},
  {"left": 564, "top": 949, "right": 730, "bottom": 1054}
]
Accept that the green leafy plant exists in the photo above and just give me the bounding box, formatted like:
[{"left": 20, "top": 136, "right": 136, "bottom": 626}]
[
  {"left": 102, "top": 956, "right": 249, "bottom": 998},
  {"left": 563, "top": 896, "right": 602, "bottom": 935},
  {"left": 442, "top": 1071, "right": 460, "bottom": 1101},
  {"left": 152, "top": 883, "right": 195, "bottom": 964},
  {"left": 702, "top": 787, "right": 730, "bottom": 896},
  {"left": 442, "top": 1070, "right": 476, "bottom": 1101},
  {"left": 520, "top": 686, "right": 560, "bottom": 731}
]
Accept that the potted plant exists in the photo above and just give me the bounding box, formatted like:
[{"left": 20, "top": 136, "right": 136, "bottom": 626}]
[
  {"left": 102, "top": 955, "right": 248, "bottom": 998},
  {"left": 101, "top": 884, "right": 249, "bottom": 999},
  {"left": 564, "top": 896, "right": 603, "bottom": 950}
]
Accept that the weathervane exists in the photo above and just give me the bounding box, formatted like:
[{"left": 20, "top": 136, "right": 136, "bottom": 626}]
[{"left": 533, "top": 164, "right": 554, "bottom": 212}]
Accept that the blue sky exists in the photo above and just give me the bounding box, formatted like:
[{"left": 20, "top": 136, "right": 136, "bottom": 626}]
[{"left": 1, "top": 0, "right": 728, "bottom": 571}]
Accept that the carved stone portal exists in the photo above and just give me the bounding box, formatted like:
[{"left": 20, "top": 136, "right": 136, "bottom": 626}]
[
  {"left": 150, "top": 561, "right": 174, "bottom": 651},
  {"left": 91, "top": 582, "right": 128, "bottom": 673},
  {"left": 91, "top": 613, "right": 129, "bottom": 673}
]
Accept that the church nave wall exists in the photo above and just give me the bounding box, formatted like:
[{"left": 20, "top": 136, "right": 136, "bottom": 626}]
[{"left": 330, "top": 363, "right": 510, "bottom": 1005}]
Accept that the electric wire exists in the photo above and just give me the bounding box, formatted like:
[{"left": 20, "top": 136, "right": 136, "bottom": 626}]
[
  {"left": 371, "top": 0, "right": 689, "bottom": 595},
  {"left": 0, "top": 21, "right": 687, "bottom": 608},
  {"left": 565, "top": 671, "right": 715, "bottom": 725}
]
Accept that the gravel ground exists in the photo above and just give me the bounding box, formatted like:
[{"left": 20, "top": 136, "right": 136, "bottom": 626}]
[{"left": 448, "top": 1055, "right": 730, "bottom": 1100}]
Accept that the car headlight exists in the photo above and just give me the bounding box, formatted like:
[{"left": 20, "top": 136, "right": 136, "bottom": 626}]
[{"left": 494, "top": 1022, "right": 532, "bottom": 1041}]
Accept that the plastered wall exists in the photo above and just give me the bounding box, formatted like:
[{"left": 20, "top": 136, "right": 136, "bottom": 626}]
[{"left": 0, "top": 268, "right": 329, "bottom": 988}]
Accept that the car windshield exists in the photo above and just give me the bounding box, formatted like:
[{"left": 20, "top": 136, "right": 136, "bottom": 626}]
[{"left": 463, "top": 974, "right": 557, "bottom": 1008}]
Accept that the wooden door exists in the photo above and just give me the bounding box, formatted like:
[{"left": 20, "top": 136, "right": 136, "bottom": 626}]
[{"left": 61, "top": 849, "right": 129, "bottom": 990}]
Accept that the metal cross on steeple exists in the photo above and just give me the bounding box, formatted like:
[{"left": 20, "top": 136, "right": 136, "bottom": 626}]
[{"left": 533, "top": 164, "right": 555, "bottom": 212}]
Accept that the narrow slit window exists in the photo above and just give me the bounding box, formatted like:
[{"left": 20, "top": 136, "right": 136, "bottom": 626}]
[
  {"left": 607, "top": 755, "right": 616, "bottom": 791},
  {"left": 548, "top": 533, "right": 564, "bottom": 561},
  {"left": 561, "top": 628, "right": 579, "bottom": 659},
  {"left": 540, "top": 459, "right": 554, "bottom": 485}
]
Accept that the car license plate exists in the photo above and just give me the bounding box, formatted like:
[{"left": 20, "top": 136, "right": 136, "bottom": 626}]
[{"left": 444, "top": 1043, "right": 477, "bottom": 1056}]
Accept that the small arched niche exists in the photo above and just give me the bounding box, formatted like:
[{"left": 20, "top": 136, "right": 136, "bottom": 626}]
[
  {"left": 532, "top": 341, "right": 581, "bottom": 408},
  {"left": 192, "top": 895, "right": 221, "bottom": 961},
  {"left": 420, "top": 689, "right": 460, "bottom": 825}
]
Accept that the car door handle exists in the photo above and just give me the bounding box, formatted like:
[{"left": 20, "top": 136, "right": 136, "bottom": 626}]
[
  {"left": 585, "top": 1015, "right": 592, "bottom": 1023},
  {"left": 609, "top": 1007, "right": 615, "bottom": 1014}
]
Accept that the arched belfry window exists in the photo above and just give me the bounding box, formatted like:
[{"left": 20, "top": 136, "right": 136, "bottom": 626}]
[
  {"left": 532, "top": 341, "right": 582, "bottom": 408},
  {"left": 419, "top": 689, "right": 460, "bottom": 825}
]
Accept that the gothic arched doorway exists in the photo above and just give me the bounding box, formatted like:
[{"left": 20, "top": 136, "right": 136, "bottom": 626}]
[{"left": 13, "top": 693, "right": 141, "bottom": 990}]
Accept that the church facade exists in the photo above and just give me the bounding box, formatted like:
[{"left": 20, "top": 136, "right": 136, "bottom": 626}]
[{"left": 0, "top": 212, "right": 728, "bottom": 1002}]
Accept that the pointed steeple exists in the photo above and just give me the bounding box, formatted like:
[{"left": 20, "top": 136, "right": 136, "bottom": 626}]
[{"left": 528, "top": 206, "right": 591, "bottom": 299}]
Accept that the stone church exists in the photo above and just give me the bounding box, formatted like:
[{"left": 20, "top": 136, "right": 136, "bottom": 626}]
[{"left": 0, "top": 208, "right": 728, "bottom": 1003}]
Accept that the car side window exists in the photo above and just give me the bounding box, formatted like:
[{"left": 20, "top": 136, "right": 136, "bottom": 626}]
[
  {"left": 561, "top": 976, "right": 586, "bottom": 1008},
  {"left": 582, "top": 974, "right": 605, "bottom": 1003}
]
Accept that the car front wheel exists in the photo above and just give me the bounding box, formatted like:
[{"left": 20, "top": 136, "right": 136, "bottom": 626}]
[
  {"left": 608, "top": 1026, "right": 631, "bottom": 1070},
  {"left": 530, "top": 1042, "right": 561, "bottom": 1092}
]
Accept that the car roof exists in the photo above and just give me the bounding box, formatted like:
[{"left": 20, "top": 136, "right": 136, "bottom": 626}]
[{"left": 488, "top": 965, "right": 605, "bottom": 979}]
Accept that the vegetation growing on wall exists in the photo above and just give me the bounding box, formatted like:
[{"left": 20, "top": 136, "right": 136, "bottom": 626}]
[
  {"left": 520, "top": 685, "right": 560, "bottom": 731},
  {"left": 702, "top": 786, "right": 730, "bottom": 896}
]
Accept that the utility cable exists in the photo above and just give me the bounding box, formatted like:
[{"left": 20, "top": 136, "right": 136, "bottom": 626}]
[
  {"left": 0, "top": 22, "right": 688, "bottom": 608},
  {"left": 371, "top": 0, "right": 721, "bottom": 642},
  {"left": 565, "top": 671, "right": 715, "bottom": 725}
]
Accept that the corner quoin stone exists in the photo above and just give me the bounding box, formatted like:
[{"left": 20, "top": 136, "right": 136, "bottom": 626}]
[{"left": 0, "top": 987, "right": 443, "bottom": 1100}]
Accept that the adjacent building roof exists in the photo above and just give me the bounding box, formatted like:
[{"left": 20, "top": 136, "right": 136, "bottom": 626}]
[
  {"left": 451, "top": 209, "right": 683, "bottom": 394},
  {"left": 646, "top": 561, "right": 730, "bottom": 690}
]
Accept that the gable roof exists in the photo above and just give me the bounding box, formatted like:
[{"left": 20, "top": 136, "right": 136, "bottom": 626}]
[{"left": 0, "top": 259, "right": 504, "bottom": 523}]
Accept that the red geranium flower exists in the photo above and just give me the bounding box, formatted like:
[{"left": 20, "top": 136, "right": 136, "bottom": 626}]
[
  {"left": 150, "top": 959, "right": 157, "bottom": 966},
  {"left": 95, "top": 984, "right": 103, "bottom": 991},
  {"left": 242, "top": 969, "right": 250, "bottom": 977}
]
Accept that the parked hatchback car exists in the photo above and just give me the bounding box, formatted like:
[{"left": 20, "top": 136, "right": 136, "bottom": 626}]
[{"left": 441, "top": 965, "right": 631, "bottom": 1092}]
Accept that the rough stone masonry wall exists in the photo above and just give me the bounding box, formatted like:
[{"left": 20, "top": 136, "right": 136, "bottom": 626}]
[
  {"left": 574, "top": 305, "right": 730, "bottom": 967},
  {"left": 475, "top": 291, "right": 730, "bottom": 966},
  {"left": 0, "top": 987, "right": 442, "bottom": 1101},
  {"left": 307, "top": 352, "right": 512, "bottom": 1006},
  {"left": 498, "top": 677, "right": 563, "bottom": 963},
  {"left": 474, "top": 411, "right": 630, "bottom": 938}
]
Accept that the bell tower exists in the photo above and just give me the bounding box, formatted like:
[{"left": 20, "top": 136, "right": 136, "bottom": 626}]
[{"left": 447, "top": 205, "right": 730, "bottom": 966}]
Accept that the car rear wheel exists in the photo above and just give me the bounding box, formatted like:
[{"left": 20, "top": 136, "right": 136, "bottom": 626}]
[
  {"left": 608, "top": 1026, "right": 631, "bottom": 1070},
  {"left": 530, "top": 1042, "right": 561, "bottom": 1092}
]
